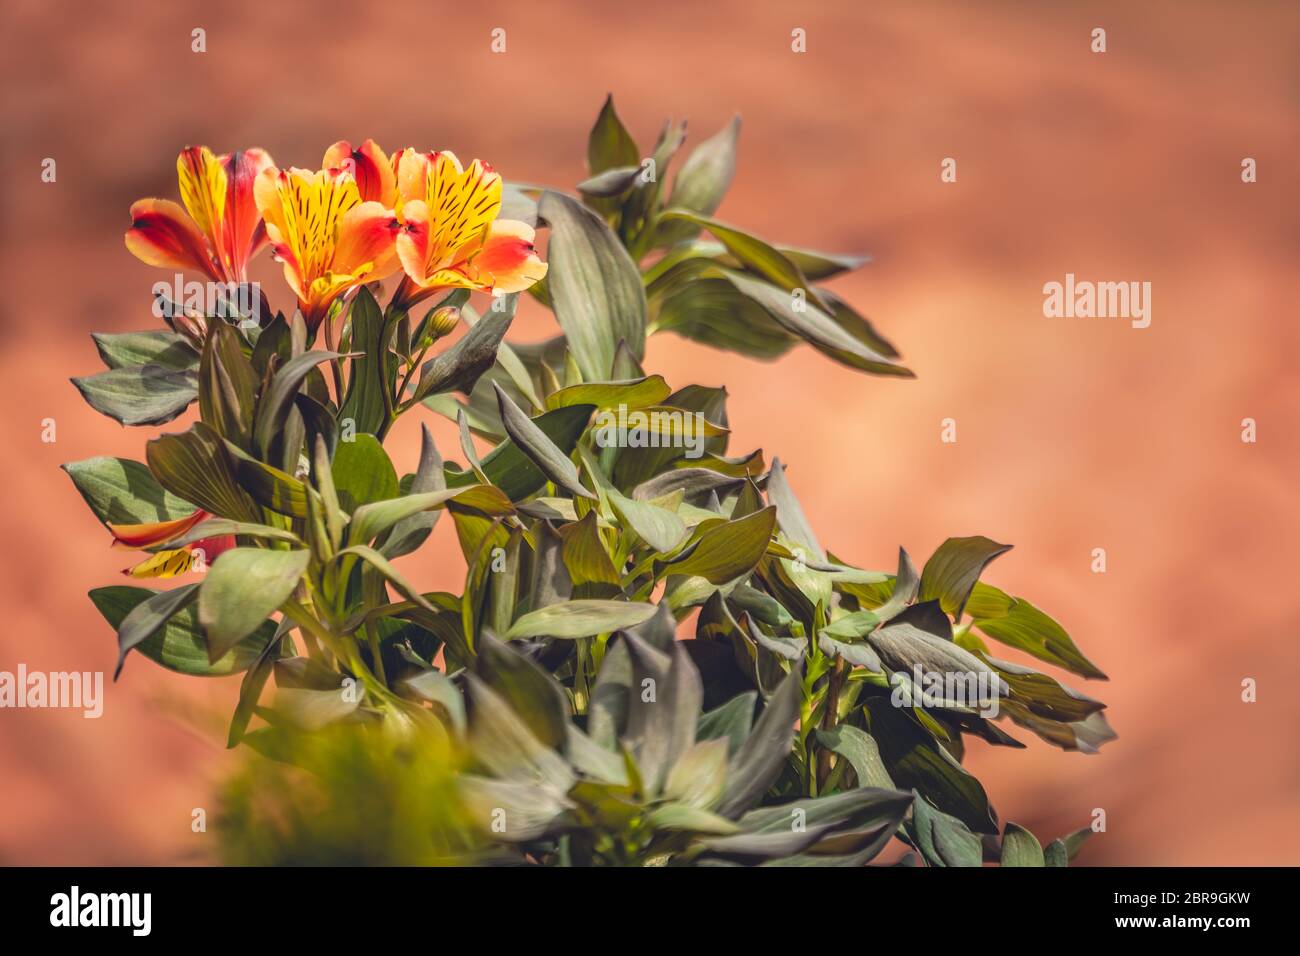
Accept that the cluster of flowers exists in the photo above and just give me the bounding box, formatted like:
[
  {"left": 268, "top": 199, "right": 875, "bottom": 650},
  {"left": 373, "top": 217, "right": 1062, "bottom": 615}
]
[
  {"left": 111, "top": 140, "right": 548, "bottom": 578},
  {"left": 124, "top": 141, "right": 547, "bottom": 330}
]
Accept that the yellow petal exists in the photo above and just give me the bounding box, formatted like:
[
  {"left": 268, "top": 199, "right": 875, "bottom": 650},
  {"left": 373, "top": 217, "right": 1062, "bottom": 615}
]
[
  {"left": 176, "top": 147, "right": 227, "bottom": 242},
  {"left": 123, "top": 548, "right": 196, "bottom": 579}
]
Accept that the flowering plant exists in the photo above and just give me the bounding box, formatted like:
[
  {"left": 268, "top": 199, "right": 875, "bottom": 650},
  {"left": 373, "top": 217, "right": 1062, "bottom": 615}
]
[{"left": 65, "top": 98, "right": 1112, "bottom": 866}]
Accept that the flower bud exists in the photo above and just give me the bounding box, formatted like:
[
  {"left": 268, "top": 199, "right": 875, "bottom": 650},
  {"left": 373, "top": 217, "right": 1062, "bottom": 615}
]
[{"left": 420, "top": 305, "right": 461, "bottom": 346}]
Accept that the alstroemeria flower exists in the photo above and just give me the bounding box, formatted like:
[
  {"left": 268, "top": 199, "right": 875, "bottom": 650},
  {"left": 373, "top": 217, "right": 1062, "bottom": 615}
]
[
  {"left": 254, "top": 165, "right": 403, "bottom": 329},
  {"left": 125, "top": 146, "right": 275, "bottom": 284},
  {"left": 393, "top": 150, "right": 547, "bottom": 308},
  {"left": 108, "top": 510, "right": 235, "bottom": 579},
  {"left": 323, "top": 139, "right": 398, "bottom": 207}
]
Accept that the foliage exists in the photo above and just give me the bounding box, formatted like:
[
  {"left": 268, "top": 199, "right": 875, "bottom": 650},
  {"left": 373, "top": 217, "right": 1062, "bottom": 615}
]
[{"left": 66, "top": 98, "right": 1112, "bottom": 867}]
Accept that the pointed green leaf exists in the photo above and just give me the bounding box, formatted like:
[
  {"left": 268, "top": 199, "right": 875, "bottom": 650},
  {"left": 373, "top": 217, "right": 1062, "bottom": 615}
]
[
  {"left": 198, "top": 548, "right": 308, "bottom": 661},
  {"left": 661, "top": 506, "right": 776, "bottom": 584},
  {"left": 145, "top": 422, "right": 257, "bottom": 521},
  {"left": 90, "top": 585, "right": 276, "bottom": 677},
  {"left": 63, "top": 457, "right": 193, "bottom": 527},
  {"left": 503, "top": 600, "right": 657, "bottom": 640},
  {"left": 92, "top": 330, "right": 198, "bottom": 370},
  {"left": 71, "top": 366, "right": 197, "bottom": 426},
  {"left": 1001, "top": 823, "right": 1045, "bottom": 866},
  {"left": 493, "top": 383, "right": 595, "bottom": 499},
  {"left": 656, "top": 116, "right": 740, "bottom": 245},
  {"left": 919, "top": 536, "right": 1014, "bottom": 619},
  {"left": 538, "top": 190, "right": 647, "bottom": 378}
]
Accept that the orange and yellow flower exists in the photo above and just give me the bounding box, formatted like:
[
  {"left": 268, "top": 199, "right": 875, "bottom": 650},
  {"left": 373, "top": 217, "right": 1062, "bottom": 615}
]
[
  {"left": 323, "top": 139, "right": 399, "bottom": 207},
  {"left": 392, "top": 150, "right": 547, "bottom": 308},
  {"left": 254, "top": 164, "right": 404, "bottom": 329},
  {"left": 125, "top": 146, "right": 275, "bottom": 284},
  {"left": 108, "top": 510, "right": 235, "bottom": 579}
]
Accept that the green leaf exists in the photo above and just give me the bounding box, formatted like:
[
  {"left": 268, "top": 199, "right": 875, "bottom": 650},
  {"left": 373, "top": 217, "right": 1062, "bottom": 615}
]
[
  {"left": 909, "top": 793, "right": 983, "bottom": 867},
  {"left": 381, "top": 425, "right": 446, "bottom": 559},
  {"left": 818, "top": 287, "right": 901, "bottom": 359},
  {"left": 1061, "top": 825, "right": 1093, "bottom": 861},
  {"left": 658, "top": 209, "right": 809, "bottom": 296},
  {"left": 777, "top": 247, "right": 868, "bottom": 281},
  {"left": 92, "top": 330, "right": 198, "bottom": 370},
  {"left": 967, "top": 582, "right": 1108, "bottom": 680},
  {"left": 228, "top": 618, "right": 291, "bottom": 747},
  {"left": 475, "top": 633, "right": 569, "bottom": 751},
  {"left": 980, "top": 654, "right": 1105, "bottom": 723},
  {"left": 71, "top": 365, "right": 198, "bottom": 426},
  {"left": 815, "top": 725, "right": 896, "bottom": 790},
  {"left": 656, "top": 116, "right": 740, "bottom": 246},
  {"left": 337, "top": 544, "right": 437, "bottom": 614},
  {"left": 585, "top": 94, "right": 641, "bottom": 217},
  {"left": 867, "top": 604, "right": 1006, "bottom": 709},
  {"left": 560, "top": 510, "right": 621, "bottom": 589},
  {"left": 765, "top": 457, "right": 825, "bottom": 563},
  {"left": 545, "top": 375, "right": 671, "bottom": 411},
  {"left": 631, "top": 467, "right": 743, "bottom": 504},
  {"left": 577, "top": 165, "right": 642, "bottom": 198},
  {"left": 538, "top": 190, "right": 647, "bottom": 378},
  {"left": 225, "top": 442, "right": 310, "bottom": 518},
  {"left": 254, "top": 350, "right": 344, "bottom": 460},
  {"left": 410, "top": 295, "right": 518, "bottom": 405},
  {"left": 504, "top": 600, "right": 658, "bottom": 640},
  {"left": 462, "top": 304, "right": 543, "bottom": 412},
  {"left": 919, "top": 536, "right": 1014, "bottom": 619},
  {"left": 717, "top": 666, "right": 801, "bottom": 817},
  {"left": 145, "top": 422, "right": 257, "bottom": 521},
  {"left": 587, "top": 94, "right": 641, "bottom": 176},
  {"left": 113, "top": 582, "right": 199, "bottom": 678},
  {"left": 349, "top": 485, "right": 509, "bottom": 548},
  {"left": 447, "top": 402, "right": 593, "bottom": 502},
  {"left": 198, "top": 321, "right": 259, "bottom": 447},
  {"left": 90, "top": 585, "right": 275, "bottom": 677},
  {"left": 623, "top": 637, "right": 703, "bottom": 793},
  {"left": 661, "top": 506, "right": 776, "bottom": 584},
  {"left": 862, "top": 697, "right": 997, "bottom": 833},
  {"left": 198, "top": 548, "right": 309, "bottom": 661},
  {"left": 493, "top": 383, "right": 595, "bottom": 500},
  {"left": 720, "top": 268, "right": 912, "bottom": 377},
  {"left": 1001, "top": 823, "right": 1045, "bottom": 866},
  {"left": 332, "top": 434, "right": 399, "bottom": 510},
  {"left": 653, "top": 277, "right": 797, "bottom": 361},
  {"left": 608, "top": 487, "right": 688, "bottom": 554},
  {"left": 338, "top": 287, "right": 391, "bottom": 435},
  {"left": 463, "top": 674, "right": 574, "bottom": 790},
  {"left": 664, "top": 738, "right": 729, "bottom": 809},
  {"left": 622, "top": 118, "right": 687, "bottom": 257},
  {"left": 166, "top": 519, "right": 305, "bottom": 549},
  {"left": 1043, "top": 840, "right": 1069, "bottom": 867},
  {"left": 459, "top": 775, "right": 572, "bottom": 842},
  {"left": 645, "top": 804, "right": 738, "bottom": 835},
  {"left": 402, "top": 668, "right": 466, "bottom": 732},
  {"left": 867, "top": 547, "right": 920, "bottom": 622},
  {"left": 700, "top": 826, "right": 829, "bottom": 861},
  {"left": 739, "top": 788, "right": 912, "bottom": 841},
  {"left": 696, "top": 691, "right": 756, "bottom": 758},
  {"left": 63, "top": 456, "right": 193, "bottom": 527}
]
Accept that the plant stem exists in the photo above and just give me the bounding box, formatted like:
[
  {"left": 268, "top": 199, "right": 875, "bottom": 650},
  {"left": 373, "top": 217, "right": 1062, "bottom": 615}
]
[{"left": 817, "top": 658, "right": 845, "bottom": 790}]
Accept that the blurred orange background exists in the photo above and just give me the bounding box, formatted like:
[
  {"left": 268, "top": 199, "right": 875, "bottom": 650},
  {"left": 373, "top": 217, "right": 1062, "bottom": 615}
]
[{"left": 2, "top": 0, "right": 1297, "bottom": 865}]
